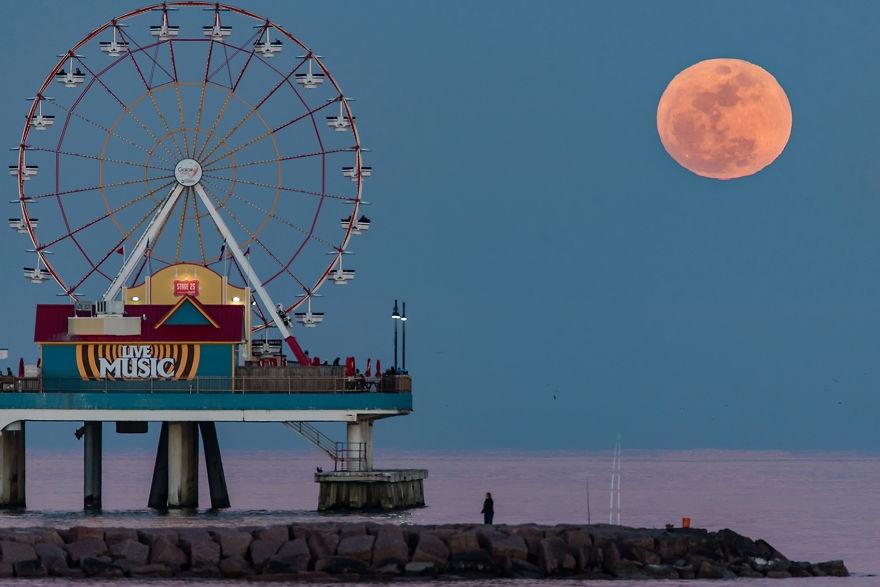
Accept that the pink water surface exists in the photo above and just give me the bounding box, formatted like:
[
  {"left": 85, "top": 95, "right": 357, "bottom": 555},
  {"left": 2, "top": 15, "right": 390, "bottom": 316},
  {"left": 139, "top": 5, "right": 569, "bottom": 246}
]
[{"left": 3, "top": 449, "right": 877, "bottom": 586}]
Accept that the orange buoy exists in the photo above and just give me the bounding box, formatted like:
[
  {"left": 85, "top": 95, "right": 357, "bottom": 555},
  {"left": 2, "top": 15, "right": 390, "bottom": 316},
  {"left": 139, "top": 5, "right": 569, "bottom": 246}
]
[{"left": 682, "top": 517, "right": 691, "bottom": 529}]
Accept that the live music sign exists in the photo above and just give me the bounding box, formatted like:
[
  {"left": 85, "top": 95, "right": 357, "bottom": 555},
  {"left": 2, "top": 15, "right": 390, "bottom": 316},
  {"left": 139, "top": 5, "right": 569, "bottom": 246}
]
[{"left": 173, "top": 279, "right": 200, "bottom": 297}]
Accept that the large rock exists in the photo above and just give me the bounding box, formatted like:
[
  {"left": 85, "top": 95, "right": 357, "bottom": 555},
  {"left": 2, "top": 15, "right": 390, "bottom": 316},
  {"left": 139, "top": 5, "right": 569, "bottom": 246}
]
[
  {"left": 412, "top": 533, "right": 450, "bottom": 567},
  {"left": 104, "top": 529, "right": 138, "bottom": 545},
  {"left": 138, "top": 529, "right": 178, "bottom": 548},
  {"left": 492, "top": 533, "right": 528, "bottom": 560},
  {"left": 213, "top": 529, "right": 252, "bottom": 559},
  {"left": 35, "top": 543, "right": 69, "bottom": 576},
  {"left": 80, "top": 556, "right": 123, "bottom": 578},
  {"left": 0, "top": 540, "right": 37, "bottom": 565},
  {"left": 265, "top": 539, "right": 311, "bottom": 572},
  {"left": 219, "top": 556, "right": 252, "bottom": 578},
  {"left": 336, "top": 534, "right": 374, "bottom": 564},
  {"left": 13, "top": 559, "right": 46, "bottom": 578},
  {"left": 308, "top": 532, "right": 339, "bottom": 559},
  {"left": 148, "top": 537, "right": 187, "bottom": 571},
  {"left": 249, "top": 539, "right": 282, "bottom": 568},
  {"left": 448, "top": 550, "right": 496, "bottom": 573},
  {"left": 817, "top": 560, "right": 848, "bottom": 577},
  {"left": 64, "top": 526, "right": 105, "bottom": 543},
  {"left": 447, "top": 531, "right": 480, "bottom": 556},
  {"left": 109, "top": 539, "right": 149, "bottom": 565},
  {"left": 255, "top": 526, "right": 289, "bottom": 542},
  {"left": 656, "top": 535, "right": 690, "bottom": 561},
  {"left": 64, "top": 538, "right": 108, "bottom": 564},
  {"left": 372, "top": 528, "right": 409, "bottom": 567},
  {"left": 538, "top": 537, "right": 576, "bottom": 575},
  {"left": 186, "top": 539, "right": 220, "bottom": 569}
]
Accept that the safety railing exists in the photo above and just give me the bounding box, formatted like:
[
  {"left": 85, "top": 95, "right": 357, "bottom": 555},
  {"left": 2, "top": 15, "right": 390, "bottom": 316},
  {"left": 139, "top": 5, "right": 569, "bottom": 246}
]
[{"left": 0, "top": 374, "right": 412, "bottom": 395}]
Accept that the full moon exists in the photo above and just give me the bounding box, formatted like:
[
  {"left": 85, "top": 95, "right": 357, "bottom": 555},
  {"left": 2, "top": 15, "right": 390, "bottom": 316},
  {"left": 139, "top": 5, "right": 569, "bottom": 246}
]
[{"left": 656, "top": 58, "right": 792, "bottom": 180}]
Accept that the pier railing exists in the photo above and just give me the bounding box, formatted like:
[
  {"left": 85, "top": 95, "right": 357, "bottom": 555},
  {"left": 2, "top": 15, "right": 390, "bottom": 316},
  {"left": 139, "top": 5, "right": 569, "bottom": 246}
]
[{"left": 0, "top": 374, "right": 413, "bottom": 395}]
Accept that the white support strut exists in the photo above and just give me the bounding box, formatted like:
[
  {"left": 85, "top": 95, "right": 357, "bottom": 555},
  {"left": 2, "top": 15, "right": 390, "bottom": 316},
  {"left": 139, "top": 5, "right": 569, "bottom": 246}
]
[
  {"left": 102, "top": 183, "right": 186, "bottom": 302},
  {"left": 193, "top": 182, "right": 294, "bottom": 343}
]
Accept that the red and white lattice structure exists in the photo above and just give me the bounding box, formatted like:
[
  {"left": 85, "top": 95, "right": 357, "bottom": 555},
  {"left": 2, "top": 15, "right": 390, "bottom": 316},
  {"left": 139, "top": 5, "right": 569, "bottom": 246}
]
[{"left": 9, "top": 2, "right": 374, "bottom": 363}]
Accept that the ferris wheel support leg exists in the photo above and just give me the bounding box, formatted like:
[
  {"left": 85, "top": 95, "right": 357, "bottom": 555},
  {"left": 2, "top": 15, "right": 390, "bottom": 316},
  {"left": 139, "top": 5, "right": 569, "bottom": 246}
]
[
  {"left": 193, "top": 183, "right": 310, "bottom": 366},
  {"left": 103, "top": 183, "right": 186, "bottom": 302}
]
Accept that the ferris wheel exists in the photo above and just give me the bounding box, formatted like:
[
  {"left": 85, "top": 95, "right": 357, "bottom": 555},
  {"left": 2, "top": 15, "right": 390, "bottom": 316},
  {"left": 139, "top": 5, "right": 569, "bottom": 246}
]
[{"left": 9, "top": 2, "right": 372, "bottom": 360}]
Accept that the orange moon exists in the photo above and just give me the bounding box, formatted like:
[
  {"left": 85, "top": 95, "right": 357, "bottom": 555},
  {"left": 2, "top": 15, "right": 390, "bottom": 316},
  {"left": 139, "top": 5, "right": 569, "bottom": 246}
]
[{"left": 657, "top": 58, "right": 792, "bottom": 180}]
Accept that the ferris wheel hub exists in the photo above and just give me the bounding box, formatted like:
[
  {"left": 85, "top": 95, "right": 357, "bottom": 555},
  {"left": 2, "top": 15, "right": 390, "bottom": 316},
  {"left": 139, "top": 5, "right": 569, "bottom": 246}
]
[{"left": 174, "top": 158, "right": 203, "bottom": 187}]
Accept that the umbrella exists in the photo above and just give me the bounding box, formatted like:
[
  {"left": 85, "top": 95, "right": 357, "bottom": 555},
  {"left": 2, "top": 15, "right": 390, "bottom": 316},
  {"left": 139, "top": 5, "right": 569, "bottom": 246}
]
[
  {"left": 17, "top": 358, "right": 24, "bottom": 378},
  {"left": 375, "top": 359, "right": 381, "bottom": 376},
  {"left": 365, "top": 358, "right": 372, "bottom": 378}
]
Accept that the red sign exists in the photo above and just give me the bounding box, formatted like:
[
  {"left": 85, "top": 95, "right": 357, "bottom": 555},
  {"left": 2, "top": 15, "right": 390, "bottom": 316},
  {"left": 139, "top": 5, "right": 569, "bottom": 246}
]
[{"left": 173, "top": 280, "right": 200, "bottom": 297}]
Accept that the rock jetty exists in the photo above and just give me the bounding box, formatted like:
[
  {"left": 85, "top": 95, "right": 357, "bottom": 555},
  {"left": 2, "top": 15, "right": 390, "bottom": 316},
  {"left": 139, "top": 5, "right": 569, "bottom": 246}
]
[{"left": 0, "top": 523, "right": 848, "bottom": 580}]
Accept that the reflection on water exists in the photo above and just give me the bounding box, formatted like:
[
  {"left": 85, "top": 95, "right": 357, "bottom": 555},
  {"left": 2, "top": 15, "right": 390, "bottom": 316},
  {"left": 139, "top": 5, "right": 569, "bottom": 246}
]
[{"left": 2, "top": 449, "right": 877, "bottom": 586}]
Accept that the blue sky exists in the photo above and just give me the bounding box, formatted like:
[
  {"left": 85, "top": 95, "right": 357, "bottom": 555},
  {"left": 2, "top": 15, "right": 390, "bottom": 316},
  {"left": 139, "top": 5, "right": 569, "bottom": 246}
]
[{"left": 2, "top": 1, "right": 879, "bottom": 451}]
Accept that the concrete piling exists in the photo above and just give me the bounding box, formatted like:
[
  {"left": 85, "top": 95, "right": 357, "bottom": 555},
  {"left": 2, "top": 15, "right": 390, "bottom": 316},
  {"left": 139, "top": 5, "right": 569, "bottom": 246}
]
[
  {"left": 167, "top": 421, "right": 199, "bottom": 509},
  {"left": 198, "top": 421, "right": 230, "bottom": 509},
  {"left": 83, "top": 421, "right": 102, "bottom": 510},
  {"left": 0, "top": 421, "right": 25, "bottom": 509}
]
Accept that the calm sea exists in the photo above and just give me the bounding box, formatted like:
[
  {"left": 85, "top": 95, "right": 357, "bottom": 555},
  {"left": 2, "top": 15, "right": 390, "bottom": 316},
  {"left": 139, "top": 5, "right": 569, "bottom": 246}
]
[{"left": 1, "top": 449, "right": 877, "bottom": 586}]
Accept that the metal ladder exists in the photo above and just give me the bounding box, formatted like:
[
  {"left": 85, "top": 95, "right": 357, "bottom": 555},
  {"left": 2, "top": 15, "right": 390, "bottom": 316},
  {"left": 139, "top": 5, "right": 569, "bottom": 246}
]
[{"left": 282, "top": 421, "right": 365, "bottom": 471}]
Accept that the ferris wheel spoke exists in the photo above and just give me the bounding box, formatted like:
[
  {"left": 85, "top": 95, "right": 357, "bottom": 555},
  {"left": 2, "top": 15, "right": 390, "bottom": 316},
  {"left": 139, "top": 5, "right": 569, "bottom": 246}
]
[
  {"left": 27, "top": 174, "right": 176, "bottom": 201},
  {"left": 66, "top": 196, "right": 167, "bottom": 294},
  {"left": 199, "top": 55, "right": 309, "bottom": 164},
  {"left": 228, "top": 191, "right": 337, "bottom": 250},
  {"left": 195, "top": 90, "right": 235, "bottom": 162},
  {"left": 190, "top": 190, "right": 209, "bottom": 265},
  {"left": 26, "top": 146, "right": 174, "bottom": 172},
  {"left": 201, "top": 97, "right": 336, "bottom": 168},
  {"left": 74, "top": 57, "right": 180, "bottom": 162},
  {"left": 201, "top": 173, "right": 356, "bottom": 202},
  {"left": 207, "top": 29, "right": 263, "bottom": 91},
  {"left": 190, "top": 41, "right": 214, "bottom": 158},
  {"left": 204, "top": 146, "right": 348, "bottom": 173},
  {"left": 38, "top": 179, "right": 176, "bottom": 250},
  {"left": 51, "top": 99, "right": 176, "bottom": 166},
  {"left": 173, "top": 187, "right": 190, "bottom": 263},
  {"left": 200, "top": 180, "right": 308, "bottom": 292}
]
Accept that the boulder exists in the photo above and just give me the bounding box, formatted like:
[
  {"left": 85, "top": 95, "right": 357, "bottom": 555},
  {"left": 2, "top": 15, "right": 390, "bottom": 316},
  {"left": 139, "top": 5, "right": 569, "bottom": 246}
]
[
  {"left": 249, "top": 539, "right": 282, "bottom": 568},
  {"left": 447, "top": 531, "right": 480, "bottom": 556},
  {"left": 0, "top": 540, "right": 37, "bottom": 565},
  {"left": 80, "top": 556, "right": 123, "bottom": 578},
  {"left": 448, "top": 550, "right": 496, "bottom": 573},
  {"left": 148, "top": 537, "right": 187, "bottom": 571},
  {"left": 602, "top": 541, "right": 620, "bottom": 575},
  {"left": 64, "top": 538, "right": 108, "bottom": 564},
  {"left": 336, "top": 534, "right": 374, "bottom": 564},
  {"left": 697, "top": 560, "right": 728, "bottom": 579},
  {"left": 186, "top": 539, "right": 220, "bottom": 568},
  {"left": 219, "top": 556, "right": 252, "bottom": 578},
  {"left": 656, "top": 536, "right": 690, "bottom": 561},
  {"left": 64, "top": 526, "right": 105, "bottom": 543},
  {"left": 817, "top": 560, "right": 848, "bottom": 577},
  {"left": 338, "top": 523, "right": 368, "bottom": 539},
  {"left": 103, "top": 529, "right": 138, "bottom": 545},
  {"left": 138, "top": 529, "right": 178, "bottom": 547},
  {"left": 0, "top": 562, "right": 11, "bottom": 577},
  {"left": 372, "top": 528, "right": 409, "bottom": 567},
  {"left": 109, "top": 538, "right": 149, "bottom": 565},
  {"left": 374, "top": 562, "right": 401, "bottom": 575},
  {"left": 511, "top": 558, "right": 544, "bottom": 579},
  {"left": 412, "top": 533, "right": 450, "bottom": 567},
  {"left": 538, "top": 537, "right": 576, "bottom": 575},
  {"left": 487, "top": 532, "right": 528, "bottom": 561},
  {"left": 40, "top": 530, "right": 66, "bottom": 548},
  {"left": 35, "top": 543, "right": 69, "bottom": 575},
  {"left": 308, "top": 532, "right": 339, "bottom": 559},
  {"left": 315, "top": 556, "right": 368, "bottom": 574},
  {"left": 255, "top": 526, "right": 289, "bottom": 542},
  {"left": 645, "top": 563, "right": 679, "bottom": 579},
  {"left": 12, "top": 559, "right": 46, "bottom": 578},
  {"left": 213, "top": 529, "right": 252, "bottom": 559},
  {"left": 266, "top": 538, "right": 311, "bottom": 572}
]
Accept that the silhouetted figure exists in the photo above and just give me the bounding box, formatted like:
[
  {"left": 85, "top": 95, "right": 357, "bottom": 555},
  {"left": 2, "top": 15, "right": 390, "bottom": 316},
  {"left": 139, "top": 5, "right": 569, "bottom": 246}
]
[
  {"left": 316, "top": 466, "right": 324, "bottom": 473},
  {"left": 5, "top": 367, "right": 11, "bottom": 377},
  {"left": 332, "top": 357, "right": 340, "bottom": 366},
  {"left": 481, "top": 492, "right": 494, "bottom": 525}
]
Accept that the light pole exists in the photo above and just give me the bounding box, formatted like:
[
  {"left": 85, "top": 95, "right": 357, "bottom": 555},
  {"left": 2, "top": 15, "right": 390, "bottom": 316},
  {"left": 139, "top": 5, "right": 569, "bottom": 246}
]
[
  {"left": 392, "top": 300, "right": 400, "bottom": 372},
  {"left": 401, "top": 302, "right": 407, "bottom": 372}
]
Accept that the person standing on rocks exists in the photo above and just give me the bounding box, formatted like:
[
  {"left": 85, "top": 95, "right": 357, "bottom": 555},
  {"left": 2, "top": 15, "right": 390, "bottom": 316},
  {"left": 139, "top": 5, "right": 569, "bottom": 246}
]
[{"left": 481, "top": 492, "right": 495, "bottom": 524}]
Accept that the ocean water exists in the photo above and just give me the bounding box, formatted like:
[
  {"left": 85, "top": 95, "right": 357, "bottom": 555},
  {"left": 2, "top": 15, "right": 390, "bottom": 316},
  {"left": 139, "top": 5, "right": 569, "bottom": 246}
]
[{"left": 1, "top": 449, "right": 877, "bottom": 586}]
